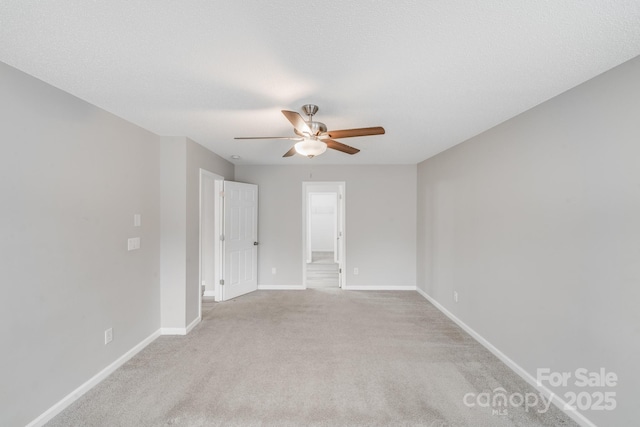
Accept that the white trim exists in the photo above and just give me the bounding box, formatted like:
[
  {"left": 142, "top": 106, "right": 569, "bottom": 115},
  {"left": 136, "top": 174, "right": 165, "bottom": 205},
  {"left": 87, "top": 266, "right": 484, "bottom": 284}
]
[
  {"left": 160, "top": 327, "right": 186, "bottom": 335},
  {"left": 337, "top": 185, "right": 346, "bottom": 289},
  {"left": 185, "top": 316, "right": 201, "bottom": 334},
  {"left": 415, "top": 287, "right": 595, "bottom": 427},
  {"left": 199, "top": 169, "right": 225, "bottom": 311},
  {"left": 203, "top": 290, "right": 216, "bottom": 297},
  {"left": 161, "top": 316, "right": 201, "bottom": 336},
  {"left": 27, "top": 329, "right": 161, "bottom": 427},
  {"left": 344, "top": 285, "right": 416, "bottom": 291},
  {"left": 258, "top": 285, "right": 305, "bottom": 290},
  {"left": 214, "top": 179, "right": 224, "bottom": 302},
  {"left": 256, "top": 285, "right": 416, "bottom": 291}
]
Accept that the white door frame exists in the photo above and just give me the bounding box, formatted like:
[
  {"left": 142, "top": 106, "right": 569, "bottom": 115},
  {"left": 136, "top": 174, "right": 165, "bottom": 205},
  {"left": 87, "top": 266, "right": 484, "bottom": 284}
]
[
  {"left": 302, "top": 182, "right": 346, "bottom": 288},
  {"left": 199, "top": 169, "right": 224, "bottom": 319}
]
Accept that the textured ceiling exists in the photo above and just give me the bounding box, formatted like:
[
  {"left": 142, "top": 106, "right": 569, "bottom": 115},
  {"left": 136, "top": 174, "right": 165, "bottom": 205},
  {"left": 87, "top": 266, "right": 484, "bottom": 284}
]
[{"left": 2, "top": 1, "right": 640, "bottom": 165}]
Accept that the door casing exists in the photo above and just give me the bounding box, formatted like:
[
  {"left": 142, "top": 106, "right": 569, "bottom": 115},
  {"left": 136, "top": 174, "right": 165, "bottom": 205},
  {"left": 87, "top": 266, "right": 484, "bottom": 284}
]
[{"left": 199, "top": 170, "right": 224, "bottom": 316}]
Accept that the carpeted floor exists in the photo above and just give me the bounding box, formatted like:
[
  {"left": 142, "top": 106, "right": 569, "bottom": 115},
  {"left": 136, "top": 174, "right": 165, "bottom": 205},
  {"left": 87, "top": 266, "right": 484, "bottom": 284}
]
[{"left": 47, "top": 290, "right": 577, "bottom": 426}]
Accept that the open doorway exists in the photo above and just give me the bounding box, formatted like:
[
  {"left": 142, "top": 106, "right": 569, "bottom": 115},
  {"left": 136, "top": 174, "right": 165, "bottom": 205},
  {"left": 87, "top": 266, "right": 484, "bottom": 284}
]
[
  {"left": 303, "top": 182, "right": 345, "bottom": 288},
  {"left": 199, "top": 169, "right": 224, "bottom": 317}
]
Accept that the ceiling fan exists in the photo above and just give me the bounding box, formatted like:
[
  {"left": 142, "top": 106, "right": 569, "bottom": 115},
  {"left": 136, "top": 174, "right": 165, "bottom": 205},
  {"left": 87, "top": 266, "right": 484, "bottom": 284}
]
[{"left": 234, "top": 104, "right": 385, "bottom": 158}]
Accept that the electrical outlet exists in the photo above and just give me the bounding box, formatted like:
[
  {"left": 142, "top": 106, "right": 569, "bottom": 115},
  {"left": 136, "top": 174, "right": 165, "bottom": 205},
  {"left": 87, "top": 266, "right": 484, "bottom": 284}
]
[
  {"left": 353, "top": 267, "right": 359, "bottom": 275},
  {"left": 453, "top": 291, "right": 459, "bottom": 303},
  {"left": 104, "top": 328, "right": 113, "bottom": 345},
  {"left": 272, "top": 267, "right": 277, "bottom": 274}
]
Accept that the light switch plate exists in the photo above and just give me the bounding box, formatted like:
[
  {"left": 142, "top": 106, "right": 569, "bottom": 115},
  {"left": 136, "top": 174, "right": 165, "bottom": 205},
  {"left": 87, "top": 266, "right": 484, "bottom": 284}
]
[
  {"left": 134, "top": 214, "right": 141, "bottom": 227},
  {"left": 127, "top": 237, "right": 140, "bottom": 251}
]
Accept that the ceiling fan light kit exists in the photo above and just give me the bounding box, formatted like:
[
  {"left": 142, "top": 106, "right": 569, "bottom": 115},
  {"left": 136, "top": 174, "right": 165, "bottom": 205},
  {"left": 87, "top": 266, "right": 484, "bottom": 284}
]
[
  {"left": 235, "top": 104, "right": 385, "bottom": 158},
  {"left": 294, "top": 138, "right": 327, "bottom": 158}
]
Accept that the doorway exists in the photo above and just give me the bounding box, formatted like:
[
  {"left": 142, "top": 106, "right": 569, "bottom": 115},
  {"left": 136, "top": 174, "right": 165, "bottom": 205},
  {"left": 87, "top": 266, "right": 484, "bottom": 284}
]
[
  {"left": 199, "top": 170, "right": 224, "bottom": 317},
  {"left": 199, "top": 169, "right": 224, "bottom": 305},
  {"left": 302, "top": 182, "right": 345, "bottom": 288}
]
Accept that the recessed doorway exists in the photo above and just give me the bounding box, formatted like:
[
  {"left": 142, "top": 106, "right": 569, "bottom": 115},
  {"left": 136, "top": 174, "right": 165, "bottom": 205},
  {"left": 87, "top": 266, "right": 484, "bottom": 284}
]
[{"left": 302, "top": 182, "right": 345, "bottom": 288}]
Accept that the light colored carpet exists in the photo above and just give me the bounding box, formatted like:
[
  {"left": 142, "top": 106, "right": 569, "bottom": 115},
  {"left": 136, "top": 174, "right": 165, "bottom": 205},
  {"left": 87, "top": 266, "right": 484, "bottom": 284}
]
[{"left": 46, "top": 290, "right": 577, "bottom": 426}]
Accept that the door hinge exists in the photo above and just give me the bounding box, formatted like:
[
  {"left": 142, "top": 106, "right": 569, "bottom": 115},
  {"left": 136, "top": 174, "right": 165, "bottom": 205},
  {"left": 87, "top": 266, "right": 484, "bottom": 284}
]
[
  {"left": 339, "top": 268, "right": 342, "bottom": 274},
  {"left": 220, "top": 234, "right": 225, "bottom": 241},
  {"left": 219, "top": 279, "right": 225, "bottom": 285}
]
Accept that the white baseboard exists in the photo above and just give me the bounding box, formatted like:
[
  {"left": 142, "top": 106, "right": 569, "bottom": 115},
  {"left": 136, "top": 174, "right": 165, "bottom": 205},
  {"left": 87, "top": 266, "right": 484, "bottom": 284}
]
[
  {"left": 186, "top": 315, "right": 201, "bottom": 334},
  {"left": 27, "top": 329, "right": 161, "bottom": 427},
  {"left": 415, "top": 287, "right": 595, "bottom": 427},
  {"left": 258, "top": 285, "right": 305, "bottom": 290},
  {"left": 343, "top": 285, "right": 416, "bottom": 291},
  {"left": 203, "top": 290, "right": 216, "bottom": 297},
  {"left": 257, "top": 285, "right": 417, "bottom": 291},
  {"left": 161, "top": 316, "right": 201, "bottom": 336}
]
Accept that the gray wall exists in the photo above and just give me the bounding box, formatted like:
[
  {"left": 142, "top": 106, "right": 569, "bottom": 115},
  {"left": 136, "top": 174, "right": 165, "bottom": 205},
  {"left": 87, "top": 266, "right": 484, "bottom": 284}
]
[
  {"left": 160, "top": 137, "right": 187, "bottom": 328},
  {"left": 0, "top": 62, "right": 162, "bottom": 426},
  {"left": 160, "top": 137, "right": 234, "bottom": 329},
  {"left": 5, "top": 49, "right": 638, "bottom": 425},
  {"left": 416, "top": 56, "right": 640, "bottom": 425},
  {"left": 235, "top": 165, "right": 417, "bottom": 288}
]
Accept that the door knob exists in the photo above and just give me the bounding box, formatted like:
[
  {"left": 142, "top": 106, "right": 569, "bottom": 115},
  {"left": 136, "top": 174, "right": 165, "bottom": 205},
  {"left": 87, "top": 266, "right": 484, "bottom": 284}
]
[{"left": 254, "top": 242, "right": 259, "bottom": 245}]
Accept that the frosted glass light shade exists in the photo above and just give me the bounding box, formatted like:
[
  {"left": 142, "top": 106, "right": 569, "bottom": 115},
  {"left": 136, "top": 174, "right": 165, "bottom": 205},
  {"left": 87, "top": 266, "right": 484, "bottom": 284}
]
[{"left": 294, "top": 139, "right": 327, "bottom": 158}]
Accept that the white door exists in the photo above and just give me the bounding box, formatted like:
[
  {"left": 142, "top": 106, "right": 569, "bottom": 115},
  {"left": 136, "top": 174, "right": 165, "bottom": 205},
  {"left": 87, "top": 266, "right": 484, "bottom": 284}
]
[{"left": 222, "top": 181, "right": 258, "bottom": 301}]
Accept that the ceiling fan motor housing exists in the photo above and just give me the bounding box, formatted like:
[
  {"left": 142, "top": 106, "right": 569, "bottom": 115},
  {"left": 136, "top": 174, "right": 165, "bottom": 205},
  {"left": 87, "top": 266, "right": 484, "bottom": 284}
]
[
  {"left": 294, "top": 104, "right": 326, "bottom": 136},
  {"left": 294, "top": 120, "right": 327, "bottom": 137}
]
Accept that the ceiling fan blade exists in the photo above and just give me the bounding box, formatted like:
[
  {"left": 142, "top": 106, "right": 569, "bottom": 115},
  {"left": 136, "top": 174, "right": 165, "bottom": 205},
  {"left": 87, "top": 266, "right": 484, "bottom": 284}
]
[
  {"left": 326, "top": 126, "right": 385, "bottom": 139},
  {"left": 325, "top": 139, "right": 360, "bottom": 155},
  {"left": 281, "top": 110, "right": 312, "bottom": 135},
  {"left": 234, "top": 136, "right": 302, "bottom": 140},
  {"left": 283, "top": 146, "right": 297, "bottom": 157}
]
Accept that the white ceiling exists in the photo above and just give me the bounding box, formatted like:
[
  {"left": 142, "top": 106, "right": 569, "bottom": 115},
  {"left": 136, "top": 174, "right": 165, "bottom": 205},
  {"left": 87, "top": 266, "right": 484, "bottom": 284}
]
[{"left": 2, "top": 1, "right": 640, "bottom": 165}]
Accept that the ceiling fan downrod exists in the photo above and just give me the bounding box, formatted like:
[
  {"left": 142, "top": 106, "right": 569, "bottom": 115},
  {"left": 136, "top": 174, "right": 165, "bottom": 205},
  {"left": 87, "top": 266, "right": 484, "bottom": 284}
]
[
  {"left": 301, "top": 104, "right": 319, "bottom": 119},
  {"left": 298, "top": 104, "right": 327, "bottom": 136}
]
